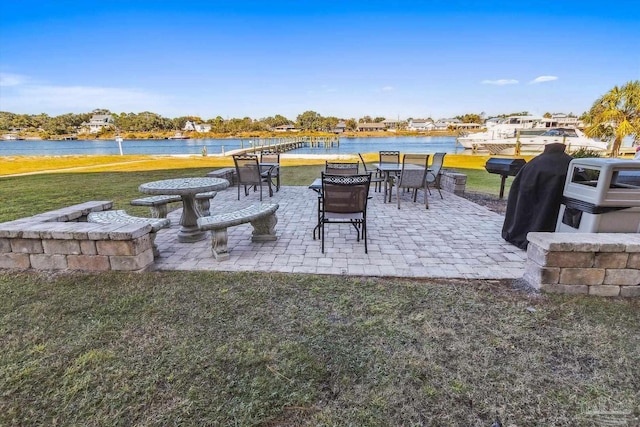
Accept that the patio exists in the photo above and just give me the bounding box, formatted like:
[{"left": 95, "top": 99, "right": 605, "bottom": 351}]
[{"left": 154, "top": 184, "right": 527, "bottom": 279}]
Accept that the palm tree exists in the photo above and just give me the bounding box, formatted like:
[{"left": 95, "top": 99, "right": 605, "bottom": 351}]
[{"left": 583, "top": 80, "right": 640, "bottom": 157}]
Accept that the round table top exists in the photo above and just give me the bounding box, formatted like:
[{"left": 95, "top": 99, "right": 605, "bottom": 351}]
[{"left": 139, "top": 177, "right": 229, "bottom": 196}]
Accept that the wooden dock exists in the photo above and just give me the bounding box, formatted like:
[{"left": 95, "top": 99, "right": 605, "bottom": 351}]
[{"left": 223, "top": 136, "right": 339, "bottom": 156}]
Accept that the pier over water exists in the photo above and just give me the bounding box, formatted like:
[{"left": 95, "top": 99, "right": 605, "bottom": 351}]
[{"left": 222, "top": 136, "right": 339, "bottom": 156}]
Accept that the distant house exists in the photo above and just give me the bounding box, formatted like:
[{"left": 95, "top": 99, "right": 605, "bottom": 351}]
[
  {"left": 274, "top": 124, "right": 298, "bottom": 132},
  {"left": 407, "top": 119, "right": 435, "bottom": 131},
  {"left": 382, "top": 119, "right": 401, "bottom": 130},
  {"left": 332, "top": 121, "right": 347, "bottom": 133},
  {"left": 434, "top": 118, "right": 462, "bottom": 130},
  {"left": 357, "top": 122, "right": 386, "bottom": 132},
  {"left": 83, "top": 114, "right": 115, "bottom": 134},
  {"left": 183, "top": 121, "right": 212, "bottom": 132}
]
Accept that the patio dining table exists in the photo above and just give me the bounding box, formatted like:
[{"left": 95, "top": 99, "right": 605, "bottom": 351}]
[{"left": 139, "top": 177, "right": 229, "bottom": 242}]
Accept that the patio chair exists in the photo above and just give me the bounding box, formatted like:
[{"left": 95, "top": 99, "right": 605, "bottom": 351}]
[
  {"left": 260, "top": 151, "right": 280, "bottom": 192},
  {"left": 325, "top": 161, "right": 359, "bottom": 175},
  {"left": 320, "top": 172, "right": 372, "bottom": 253},
  {"left": 388, "top": 154, "right": 430, "bottom": 209},
  {"left": 358, "top": 153, "right": 385, "bottom": 192},
  {"left": 232, "top": 154, "right": 274, "bottom": 201},
  {"left": 379, "top": 150, "right": 400, "bottom": 165},
  {"left": 426, "top": 152, "right": 446, "bottom": 199}
]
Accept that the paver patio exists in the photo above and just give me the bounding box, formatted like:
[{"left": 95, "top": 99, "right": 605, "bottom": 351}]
[{"left": 154, "top": 185, "right": 527, "bottom": 279}]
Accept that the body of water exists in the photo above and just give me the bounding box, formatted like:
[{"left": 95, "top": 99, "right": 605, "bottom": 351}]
[{"left": 0, "top": 136, "right": 465, "bottom": 156}]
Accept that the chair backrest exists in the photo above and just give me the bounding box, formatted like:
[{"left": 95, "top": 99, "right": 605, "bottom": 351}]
[
  {"left": 233, "top": 154, "right": 261, "bottom": 184},
  {"left": 260, "top": 151, "right": 280, "bottom": 164},
  {"left": 379, "top": 151, "right": 400, "bottom": 164},
  {"left": 357, "top": 153, "right": 372, "bottom": 173},
  {"left": 325, "top": 161, "right": 359, "bottom": 175},
  {"left": 429, "top": 152, "right": 446, "bottom": 175},
  {"left": 321, "top": 173, "right": 371, "bottom": 214},
  {"left": 398, "top": 154, "right": 429, "bottom": 188}
]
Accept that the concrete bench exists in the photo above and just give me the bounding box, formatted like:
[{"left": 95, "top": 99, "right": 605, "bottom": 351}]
[
  {"left": 131, "top": 195, "right": 181, "bottom": 218},
  {"left": 197, "top": 203, "right": 279, "bottom": 260},
  {"left": 87, "top": 210, "right": 171, "bottom": 258},
  {"left": 206, "top": 167, "right": 237, "bottom": 185},
  {"left": 195, "top": 191, "right": 217, "bottom": 216}
]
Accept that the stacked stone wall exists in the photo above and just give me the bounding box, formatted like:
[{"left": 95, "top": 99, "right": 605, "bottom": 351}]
[
  {"left": 0, "top": 201, "right": 156, "bottom": 272},
  {"left": 524, "top": 232, "right": 640, "bottom": 297}
]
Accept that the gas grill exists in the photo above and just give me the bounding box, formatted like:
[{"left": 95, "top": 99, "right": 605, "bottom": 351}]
[{"left": 484, "top": 158, "right": 527, "bottom": 198}]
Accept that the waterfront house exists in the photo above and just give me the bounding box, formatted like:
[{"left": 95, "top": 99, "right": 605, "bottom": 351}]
[
  {"left": 357, "top": 122, "right": 386, "bottom": 132},
  {"left": 184, "top": 121, "right": 212, "bottom": 132},
  {"left": 407, "top": 119, "right": 435, "bottom": 131},
  {"left": 382, "top": 119, "right": 401, "bottom": 130},
  {"left": 82, "top": 114, "right": 115, "bottom": 134},
  {"left": 332, "top": 121, "right": 347, "bottom": 133},
  {"left": 274, "top": 124, "right": 299, "bottom": 132},
  {"left": 434, "top": 118, "right": 462, "bottom": 130}
]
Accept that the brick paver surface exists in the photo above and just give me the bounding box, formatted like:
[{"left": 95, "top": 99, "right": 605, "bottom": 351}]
[{"left": 154, "top": 185, "right": 527, "bottom": 279}]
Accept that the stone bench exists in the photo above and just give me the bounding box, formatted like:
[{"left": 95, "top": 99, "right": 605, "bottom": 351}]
[
  {"left": 88, "top": 210, "right": 171, "bottom": 258},
  {"left": 195, "top": 191, "right": 217, "bottom": 216},
  {"left": 131, "top": 192, "right": 218, "bottom": 218},
  {"left": 131, "top": 195, "right": 181, "bottom": 218},
  {"left": 197, "top": 203, "right": 279, "bottom": 260},
  {"left": 206, "top": 167, "right": 237, "bottom": 185}
]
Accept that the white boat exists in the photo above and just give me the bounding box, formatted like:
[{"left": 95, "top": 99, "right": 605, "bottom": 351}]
[
  {"left": 462, "top": 127, "right": 608, "bottom": 155},
  {"left": 168, "top": 132, "right": 190, "bottom": 140},
  {"left": 457, "top": 115, "right": 544, "bottom": 149}
]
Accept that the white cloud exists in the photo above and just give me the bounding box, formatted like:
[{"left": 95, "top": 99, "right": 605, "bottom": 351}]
[
  {"left": 481, "top": 79, "right": 519, "bottom": 85},
  {"left": 0, "top": 72, "right": 28, "bottom": 87},
  {"left": 1, "top": 82, "right": 172, "bottom": 115},
  {"left": 381, "top": 86, "right": 394, "bottom": 92},
  {"left": 530, "top": 75, "right": 558, "bottom": 84}
]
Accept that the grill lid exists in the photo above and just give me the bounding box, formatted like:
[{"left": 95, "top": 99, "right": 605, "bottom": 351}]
[{"left": 485, "top": 158, "right": 526, "bottom": 176}]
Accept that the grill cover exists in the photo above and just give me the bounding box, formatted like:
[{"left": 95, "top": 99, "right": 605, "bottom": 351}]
[{"left": 485, "top": 158, "right": 526, "bottom": 176}]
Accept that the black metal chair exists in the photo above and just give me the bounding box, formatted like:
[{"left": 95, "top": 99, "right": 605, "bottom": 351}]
[
  {"left": 358, "top": 153, "right": 385, "bottom": 192},
  {"left": 325, "top": 161, "right": 359, "bottom": 175},
  {"left": 232, "top": 154, "right": 274, "bottom": 201},
  {"left": 320, "top": 172, "right": 372, "bottom": 253},
  {"left": 260, "top": 151, "right": 281, "bottom": 192}
]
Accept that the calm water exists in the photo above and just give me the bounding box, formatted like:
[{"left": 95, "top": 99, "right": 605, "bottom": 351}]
[{"left": 0, "top": 136, "right": 465, "bottom": 156}]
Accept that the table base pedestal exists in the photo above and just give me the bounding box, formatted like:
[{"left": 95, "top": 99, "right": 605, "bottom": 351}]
[{"left": 178, "top": 227, "right": 207, "bottom": 243}]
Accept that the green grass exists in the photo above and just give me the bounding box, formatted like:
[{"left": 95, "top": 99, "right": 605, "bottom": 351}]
[{"left": 1, "top": 271, "right": 638, "bottom": 425}]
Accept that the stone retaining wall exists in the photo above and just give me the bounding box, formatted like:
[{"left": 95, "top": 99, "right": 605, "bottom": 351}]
[
  {"left": 0, "top": 201, "right": 156, "bottom": 272},
  {"left": 440, "top": 170, "right": 467, "bottom": 195},
  {"left": 524, "top": 232, "right": 640, "bottom": 297},
  {"left": 206, "top": 167, "right": 237, "bottom": 185}
]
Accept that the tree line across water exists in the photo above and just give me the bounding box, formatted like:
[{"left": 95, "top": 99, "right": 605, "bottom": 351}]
[{"left": 0, "top": 109, "right": 535, "bottom": 139}]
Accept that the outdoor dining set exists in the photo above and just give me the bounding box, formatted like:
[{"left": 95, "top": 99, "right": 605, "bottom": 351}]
[
  {"left": 306, "top": 151, "right": 446, "bottom": 253},
  {"left": 89, "top": 150, "right": 446, "bottom": 260}
]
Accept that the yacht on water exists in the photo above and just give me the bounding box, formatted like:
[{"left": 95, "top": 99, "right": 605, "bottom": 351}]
[
  {"left": 459, "top": 127, "right": 608, "bottom": 155},
  {"left": 457, "top": 115, "right": 544, "bottom": 148}
]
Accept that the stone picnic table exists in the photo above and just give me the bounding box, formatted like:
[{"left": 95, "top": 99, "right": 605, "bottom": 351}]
[{"left": 139, "top": 177, "right": 229, "bottom": 242}]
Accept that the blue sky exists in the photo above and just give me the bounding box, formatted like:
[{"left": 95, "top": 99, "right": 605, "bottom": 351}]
[{"left": 1, "top": 0, "right": 639, "bottom": 121}]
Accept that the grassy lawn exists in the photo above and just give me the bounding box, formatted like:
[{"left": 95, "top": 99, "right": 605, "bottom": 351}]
[
  {"left": 1, "top": 155, "right": 637, "bottom": 425},
  {"left": 1, "top": 271, "right": 639, "bottom": 425}
]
